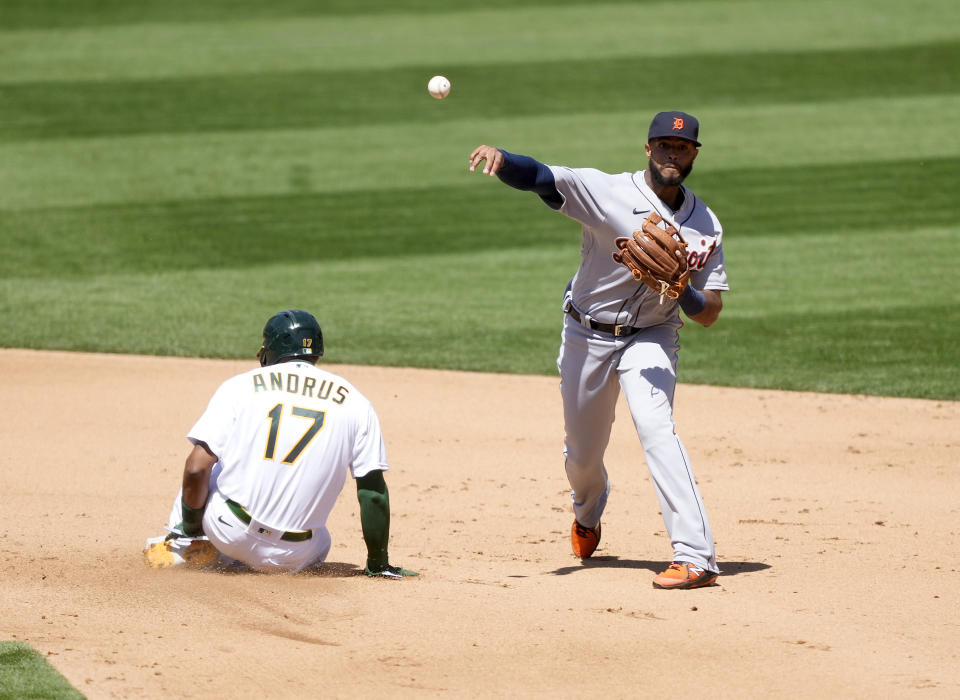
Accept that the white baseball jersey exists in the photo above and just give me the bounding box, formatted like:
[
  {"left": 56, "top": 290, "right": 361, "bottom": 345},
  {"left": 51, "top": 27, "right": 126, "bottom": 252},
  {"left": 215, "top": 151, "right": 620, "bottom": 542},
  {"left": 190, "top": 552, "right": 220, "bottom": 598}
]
[
  {"left": 548, "top": 166, "right": 729, "bottom": 326},
  {"left": 188, "top": 360, "right": 387, "bottom": 532}
]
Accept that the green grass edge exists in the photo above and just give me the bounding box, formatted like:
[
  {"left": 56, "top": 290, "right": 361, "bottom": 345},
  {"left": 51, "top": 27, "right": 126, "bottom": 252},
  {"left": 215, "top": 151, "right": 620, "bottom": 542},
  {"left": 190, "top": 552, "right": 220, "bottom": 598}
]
[{"left": 0, "top": 642, "right": 85, "bottom": 700}]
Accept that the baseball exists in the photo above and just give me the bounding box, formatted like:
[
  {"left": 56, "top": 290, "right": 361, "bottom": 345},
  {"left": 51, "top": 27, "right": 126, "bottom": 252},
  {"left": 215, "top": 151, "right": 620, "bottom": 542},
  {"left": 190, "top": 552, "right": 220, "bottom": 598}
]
[{"left": 427, "top": 75, "right": 451, "bottom": 100}]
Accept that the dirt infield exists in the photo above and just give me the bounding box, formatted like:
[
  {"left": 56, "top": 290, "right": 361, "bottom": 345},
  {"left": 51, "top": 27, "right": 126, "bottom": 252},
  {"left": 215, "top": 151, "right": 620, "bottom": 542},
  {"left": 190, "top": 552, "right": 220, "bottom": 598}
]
[{"left": 2, "top": 348, "right": 958, "bottom": 698}]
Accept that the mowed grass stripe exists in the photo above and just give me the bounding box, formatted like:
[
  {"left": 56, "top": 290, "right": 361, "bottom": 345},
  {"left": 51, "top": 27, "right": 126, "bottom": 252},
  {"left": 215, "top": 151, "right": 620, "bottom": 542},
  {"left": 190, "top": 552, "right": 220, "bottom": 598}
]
[
  {"left": 1, "top": 0, "right": 649, "bottom": 30},
  {"left": 679, "top": 304, "right": 959, "bottom": 399},
  {"left": 3, "top": 94, "right": 959, "bottom": 212},
  {"left": 661, "top": 220, "right": 958, "bottom": 399},
  {"left": 0, "top": 185, "right": 556, "bottom": 278},
  {"left": 0, "top": 240, "right": 954, "bottom": 398},
  {"left": 3, "top": 41, "right": 957, "bottom": 142},
  {"left": 719, "top": 226, "right": 956, "bottom": 316},
  {"left": 0, "top": 247, "right": 579, "bottom": 368},
  {"left": 1, "top": 156, "right": 956, "bottom": 280},
  {"left": 685, "top": 224, "right": 960, "bottom": 398},
  {"left": 692, "top": 155, "right": 960, "bottom": 240},
  {"left": 2, "top": 0, "right": 956, "bottom": 84}
]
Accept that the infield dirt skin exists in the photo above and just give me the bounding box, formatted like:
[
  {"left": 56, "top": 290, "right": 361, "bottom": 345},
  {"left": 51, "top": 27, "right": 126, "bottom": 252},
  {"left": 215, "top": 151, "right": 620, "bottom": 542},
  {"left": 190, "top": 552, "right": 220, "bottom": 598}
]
[{"left": 2, "top": 349, "right": 958, "bottom": 698}]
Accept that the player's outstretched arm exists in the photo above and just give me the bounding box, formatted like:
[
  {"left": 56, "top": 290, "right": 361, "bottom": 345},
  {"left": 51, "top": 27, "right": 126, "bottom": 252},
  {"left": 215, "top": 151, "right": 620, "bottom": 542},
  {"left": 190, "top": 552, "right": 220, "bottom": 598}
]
[
  {"left": 356, "top": 470, "right": 418, "bottom": 579},
  {"left": 468, "top": 145, "right": 562, "bottom": 206}
]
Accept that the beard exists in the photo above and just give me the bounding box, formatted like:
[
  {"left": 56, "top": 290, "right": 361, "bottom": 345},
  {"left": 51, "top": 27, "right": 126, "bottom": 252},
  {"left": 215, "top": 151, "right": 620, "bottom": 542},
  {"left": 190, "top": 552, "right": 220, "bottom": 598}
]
[{"left": 648, "top": 158, "right": 693, "bottom": 187}]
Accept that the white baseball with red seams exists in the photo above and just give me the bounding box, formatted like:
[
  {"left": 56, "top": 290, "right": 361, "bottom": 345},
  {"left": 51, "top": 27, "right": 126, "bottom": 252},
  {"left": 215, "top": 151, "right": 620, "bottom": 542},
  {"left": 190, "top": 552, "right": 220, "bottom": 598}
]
[{"left": 427, "top": 75, "right": 451, "bottom": 99}]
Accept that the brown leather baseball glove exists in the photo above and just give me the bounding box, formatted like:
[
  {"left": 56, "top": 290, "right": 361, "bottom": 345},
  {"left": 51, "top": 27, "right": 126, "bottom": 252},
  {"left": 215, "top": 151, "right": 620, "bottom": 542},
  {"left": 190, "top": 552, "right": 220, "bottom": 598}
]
[{"left": 612, "top": 212, "right": 690, "bottom": 302}]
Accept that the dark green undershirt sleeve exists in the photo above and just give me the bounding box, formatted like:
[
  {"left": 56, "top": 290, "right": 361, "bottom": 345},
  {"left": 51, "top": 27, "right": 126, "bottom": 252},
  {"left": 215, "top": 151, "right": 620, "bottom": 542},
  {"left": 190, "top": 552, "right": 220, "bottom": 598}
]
[
  {"left": 181, "top": 500, "right": 205, "bottom": 537},
  {"left": 356, "top": 470, "right": 390, "bottom": 572}
]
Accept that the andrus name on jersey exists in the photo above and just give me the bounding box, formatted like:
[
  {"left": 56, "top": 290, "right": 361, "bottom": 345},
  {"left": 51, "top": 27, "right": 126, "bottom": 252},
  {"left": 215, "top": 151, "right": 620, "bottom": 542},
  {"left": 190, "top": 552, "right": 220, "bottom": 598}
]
[{"left": 252, "top": 371, "right": 349, "bottom": 404}]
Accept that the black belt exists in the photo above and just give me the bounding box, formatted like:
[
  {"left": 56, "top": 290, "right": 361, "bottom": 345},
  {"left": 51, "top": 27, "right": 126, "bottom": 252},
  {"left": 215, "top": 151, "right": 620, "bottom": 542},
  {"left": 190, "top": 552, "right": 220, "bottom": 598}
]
[
  {"left": 566, "top": 306, "right": 643, "bottom": 337},
  {"left": 226, "top": 499, "right": 312, "bottom": 542}
]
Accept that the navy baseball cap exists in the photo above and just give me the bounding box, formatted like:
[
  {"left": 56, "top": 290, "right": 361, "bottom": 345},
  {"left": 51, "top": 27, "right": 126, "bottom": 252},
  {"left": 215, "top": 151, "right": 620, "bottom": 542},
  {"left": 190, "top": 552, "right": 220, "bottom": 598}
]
[{"left": 648, "top": 111, "right": 701, "bottom": 147}]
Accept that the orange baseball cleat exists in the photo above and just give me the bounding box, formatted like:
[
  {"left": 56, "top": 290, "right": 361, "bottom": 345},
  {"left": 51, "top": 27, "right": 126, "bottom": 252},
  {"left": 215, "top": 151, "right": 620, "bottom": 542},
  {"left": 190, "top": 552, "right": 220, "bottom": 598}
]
[
  {"left": 571, "top": 520, "right": 601, "bottom": 559},
  {"left": 652, "top": 561, "right": 718, "bottom": 589}
]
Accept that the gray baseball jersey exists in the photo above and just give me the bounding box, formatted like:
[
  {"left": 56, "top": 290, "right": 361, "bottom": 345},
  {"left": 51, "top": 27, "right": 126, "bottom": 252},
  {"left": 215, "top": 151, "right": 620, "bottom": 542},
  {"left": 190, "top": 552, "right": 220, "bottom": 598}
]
[{"left": 549, "top": 166, "right": 729, "bottom": 327}]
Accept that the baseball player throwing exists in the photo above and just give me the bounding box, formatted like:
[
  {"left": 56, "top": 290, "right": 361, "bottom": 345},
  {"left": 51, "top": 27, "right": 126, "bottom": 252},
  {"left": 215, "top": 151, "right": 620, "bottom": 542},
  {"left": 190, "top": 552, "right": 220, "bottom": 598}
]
[
  {"left": 144, "top": 309, "right": 416, "bottom": 578},
  {"left": 468, "top": 111, "right": 727, "bottom": 589}
]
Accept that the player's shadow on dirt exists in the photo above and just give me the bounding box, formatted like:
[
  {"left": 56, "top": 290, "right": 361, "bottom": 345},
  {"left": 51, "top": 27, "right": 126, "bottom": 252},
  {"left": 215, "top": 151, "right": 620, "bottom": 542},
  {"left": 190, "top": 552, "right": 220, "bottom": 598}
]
[
  {"left": 299, "top": 561, "right": 368, "bottom": 578},
  {"left": 549, "top": 557, "right": 771, "bottom": 576},
  {"left": 211, "top": 560, "right": 366, "bottom": 577}
]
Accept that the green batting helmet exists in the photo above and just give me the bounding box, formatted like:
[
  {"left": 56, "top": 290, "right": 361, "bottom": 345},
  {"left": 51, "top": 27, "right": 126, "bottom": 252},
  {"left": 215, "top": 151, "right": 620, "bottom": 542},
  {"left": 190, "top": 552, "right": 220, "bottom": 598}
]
[{"left": 257, "top": 309, "right": 324, "bottom": 367}]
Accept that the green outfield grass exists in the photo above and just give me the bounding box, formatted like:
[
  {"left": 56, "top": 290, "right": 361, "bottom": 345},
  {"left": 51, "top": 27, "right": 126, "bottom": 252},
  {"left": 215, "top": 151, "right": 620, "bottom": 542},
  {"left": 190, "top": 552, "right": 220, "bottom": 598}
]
[
  {"left": 0, "top": 0, "right": 958, "bottom": 400},
  {"left": 3, "top": 42, "right": 956, "bottom": 142}
]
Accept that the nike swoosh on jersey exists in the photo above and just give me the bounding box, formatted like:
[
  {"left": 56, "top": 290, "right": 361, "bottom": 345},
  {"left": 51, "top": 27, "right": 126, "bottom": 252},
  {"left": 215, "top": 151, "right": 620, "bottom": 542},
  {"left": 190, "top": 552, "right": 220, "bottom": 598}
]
[
  {"left": 217, "top": 515, "right": 234, "bottom": 528},
  {"left": 633, "top": 208, "right": 650, "bottom": 215}
]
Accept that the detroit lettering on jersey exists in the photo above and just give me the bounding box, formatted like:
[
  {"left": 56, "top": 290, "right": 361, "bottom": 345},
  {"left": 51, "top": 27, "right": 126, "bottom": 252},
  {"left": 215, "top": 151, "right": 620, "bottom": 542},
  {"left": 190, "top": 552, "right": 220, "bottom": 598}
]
[
  {"left": 687, "top": 239, "right": 718, "bottom": 271},
  {"left": 252, "top": 370, "right": 349, "bottom": 405}
]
